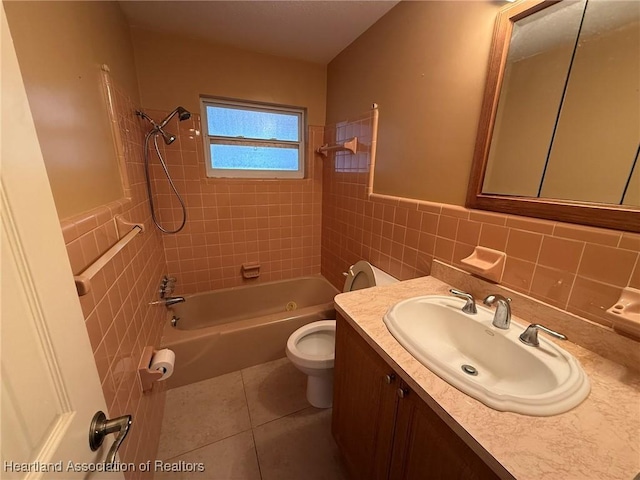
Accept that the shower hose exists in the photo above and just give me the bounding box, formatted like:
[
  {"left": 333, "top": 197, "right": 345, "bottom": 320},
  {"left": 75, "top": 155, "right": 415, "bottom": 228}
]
[{"left": 143, "top": 131, "right": 187, "bottom": 234}]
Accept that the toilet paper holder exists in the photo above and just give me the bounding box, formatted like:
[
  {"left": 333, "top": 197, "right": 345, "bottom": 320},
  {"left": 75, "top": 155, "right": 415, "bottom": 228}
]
[{"left": 137, "top": 346, "right": 164, "bottom": 393}]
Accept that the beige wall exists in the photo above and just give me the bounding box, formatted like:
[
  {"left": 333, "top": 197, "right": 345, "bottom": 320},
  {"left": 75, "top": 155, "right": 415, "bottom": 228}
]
[
  {"left": 130, "top": 27, "right": 327, "bottom": 125},
  {"left": 326, "top": 1, "right": 501, "bottom": 206},
  {"left": 4, "top": 1, "right": 139, "bottom": 220}
]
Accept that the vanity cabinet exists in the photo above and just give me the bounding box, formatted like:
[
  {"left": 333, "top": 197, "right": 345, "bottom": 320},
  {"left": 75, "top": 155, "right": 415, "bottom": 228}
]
[
  {"left": 332, "top": 314, "right": 398, "bottom": 479},
  {"left": 332, "top": 314, "right": 500, "bottom": 480}
]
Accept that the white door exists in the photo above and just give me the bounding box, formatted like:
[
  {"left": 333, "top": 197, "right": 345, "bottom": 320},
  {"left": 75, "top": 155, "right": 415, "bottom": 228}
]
[{"left": 0, "top": 6, "right": 125, "bottom": 479}]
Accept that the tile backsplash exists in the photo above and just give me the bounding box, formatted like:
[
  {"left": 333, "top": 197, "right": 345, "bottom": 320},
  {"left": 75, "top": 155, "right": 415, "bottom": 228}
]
[
  {"left": 321, "top": 110, "right": 640, "bottom": 332},
  {"left": 142, "top": 109, "right": 323, "bottom": 294}
]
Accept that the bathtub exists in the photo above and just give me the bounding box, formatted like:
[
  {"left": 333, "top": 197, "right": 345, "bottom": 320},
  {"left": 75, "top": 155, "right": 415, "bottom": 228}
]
[{"left": 160, "top": 275, "right": 339, "bottom": 389}]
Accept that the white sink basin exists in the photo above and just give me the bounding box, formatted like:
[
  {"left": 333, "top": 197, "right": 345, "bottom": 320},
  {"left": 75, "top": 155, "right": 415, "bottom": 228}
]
[{"left": 383, "top": 295, "right": 590, "bottom": 416}]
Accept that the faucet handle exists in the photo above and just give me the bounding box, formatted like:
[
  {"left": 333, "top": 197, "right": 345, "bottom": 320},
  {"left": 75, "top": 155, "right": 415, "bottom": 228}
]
[
  {"left": 159, "top": 276, "right": 177, "bottom": 298},
  {"left": 519, "top": 324, "right": 567, "bottom": 347},
  {"left": 449, "top": 289, "right": 477, "bottom": 314}
]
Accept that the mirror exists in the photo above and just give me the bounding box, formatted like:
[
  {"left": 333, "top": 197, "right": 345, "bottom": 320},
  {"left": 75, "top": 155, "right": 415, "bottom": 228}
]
[{"left": 467, "top": 0, "right": 640, "bottom": 232}]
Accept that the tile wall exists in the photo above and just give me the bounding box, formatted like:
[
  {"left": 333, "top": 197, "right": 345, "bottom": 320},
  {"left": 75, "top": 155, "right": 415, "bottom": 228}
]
[
  {"left": 61, "top": 77, "right": 167, "bottom": 479},
  {"left": 321, "top": 111, "right": 640, "bottom": 330},
  {"left": 141, "top": 109, "right": 323, "bottom": 294}
]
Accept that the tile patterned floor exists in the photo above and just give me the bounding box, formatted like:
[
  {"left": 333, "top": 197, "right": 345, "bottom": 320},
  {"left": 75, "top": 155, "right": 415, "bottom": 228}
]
[{"left": 155, "top": 358, "right": 350, "bottom": 480}]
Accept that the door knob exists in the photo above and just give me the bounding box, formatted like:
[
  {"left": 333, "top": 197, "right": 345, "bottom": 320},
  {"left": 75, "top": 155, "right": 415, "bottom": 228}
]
[
  {"left": 397, "top": 387, "right": 409, "bottom": 399},
  {"left": 384, "top": 373, "right": 396, "bottom": 384},
  {"left": 89, "top": 411, "right": 132, "bottom": 464}
]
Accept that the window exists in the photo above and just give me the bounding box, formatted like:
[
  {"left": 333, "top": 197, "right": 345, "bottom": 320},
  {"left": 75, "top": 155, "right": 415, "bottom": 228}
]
[{"left": 200, "top": 97, "right": 305, "bottom": 179}]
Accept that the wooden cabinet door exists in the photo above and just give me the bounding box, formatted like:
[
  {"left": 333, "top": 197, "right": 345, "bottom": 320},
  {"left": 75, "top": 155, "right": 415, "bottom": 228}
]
[
  {"left": 332, "top": 315, "right": 399, "bottom": 480},
  {"left": 389, "top": 384, "right": 500, "bottom": 480}
]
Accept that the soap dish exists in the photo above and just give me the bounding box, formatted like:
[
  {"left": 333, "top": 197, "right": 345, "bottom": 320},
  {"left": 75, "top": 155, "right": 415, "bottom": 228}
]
[
  {"left": 241, "top": 262, "right": 261, "bottom": 279},
  {"left": 606, "top": 287, "right": 640, "bottom": 339},
  {"left": 460, "top": 246, "right": 506, "bottom": 283}
]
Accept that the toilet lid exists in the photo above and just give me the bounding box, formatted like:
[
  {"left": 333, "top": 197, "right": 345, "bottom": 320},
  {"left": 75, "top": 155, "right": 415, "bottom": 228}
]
[{"left": 343, "top": 260, "right": 398, "bottom": 292}]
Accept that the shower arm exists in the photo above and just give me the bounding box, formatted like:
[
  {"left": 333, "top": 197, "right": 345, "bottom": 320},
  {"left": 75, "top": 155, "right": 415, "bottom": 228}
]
[
  {"left": 136, "top": 109, "right": 175, "bottom": 130},
  {"left": 158, "top": 108, "right": 182, "bottom": 129},
  {"left": 136, "top": 110, "right": 175, "bottom": 144},
  {"left": 136, "top": 110, "right": 158, "bottom": 127},
  {"left": 137, "top": 107, "right": 190, "bottom": 131}
]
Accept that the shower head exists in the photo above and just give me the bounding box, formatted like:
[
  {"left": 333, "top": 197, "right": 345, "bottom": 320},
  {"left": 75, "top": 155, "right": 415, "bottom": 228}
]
[
  {"left": 177, "top": 106, "right": 191, "bottom": 122},
  {"left": 159, "top": 106, "right": 192, "bottom": 129},
  {"left": 159, "top": 128, "right": 177, "bottom": 145}
]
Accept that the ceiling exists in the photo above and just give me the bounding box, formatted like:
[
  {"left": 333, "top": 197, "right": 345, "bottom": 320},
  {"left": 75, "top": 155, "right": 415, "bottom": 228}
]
[{"left": 119, "top": 1, "right": 400, "bottom": 65}]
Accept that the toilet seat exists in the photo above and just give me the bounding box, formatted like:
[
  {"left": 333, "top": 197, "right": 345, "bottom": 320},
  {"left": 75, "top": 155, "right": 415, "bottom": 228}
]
[{"left": 286, "top": 320, "right": 335, "bottom": 370}]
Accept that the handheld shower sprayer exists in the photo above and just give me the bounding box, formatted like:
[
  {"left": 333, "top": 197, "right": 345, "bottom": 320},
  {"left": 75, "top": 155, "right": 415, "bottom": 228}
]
[
  {"left": 136, "top": 106, "right": 192, "bottom": 233},
  {"left": 160, "top": 130, "right": 177, "bottom": 145}
]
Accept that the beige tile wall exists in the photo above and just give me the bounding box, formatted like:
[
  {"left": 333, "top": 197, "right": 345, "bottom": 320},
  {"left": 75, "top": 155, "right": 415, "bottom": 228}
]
[
  {"left": 142, "top": 109, "right": 323, "bottom": 294},
  {"left": 321, "top": 112, "right": 640, "bottom": 331},
  {"left": 61, "top": 79, "right": 167, "bottom": 479}
]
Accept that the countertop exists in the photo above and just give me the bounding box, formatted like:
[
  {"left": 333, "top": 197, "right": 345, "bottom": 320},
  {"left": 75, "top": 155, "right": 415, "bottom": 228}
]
[{"left": 334, "top": 275, "right": 640, "bottom": 480}]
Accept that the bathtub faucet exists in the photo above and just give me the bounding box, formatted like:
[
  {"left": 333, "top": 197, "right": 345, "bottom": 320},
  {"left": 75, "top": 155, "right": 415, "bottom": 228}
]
[
  {"left": 165, "top": 296, "right": 185, "bottom": 307},
  {"left": 150, "top": 296, "right": 185, "bottom": 308}
]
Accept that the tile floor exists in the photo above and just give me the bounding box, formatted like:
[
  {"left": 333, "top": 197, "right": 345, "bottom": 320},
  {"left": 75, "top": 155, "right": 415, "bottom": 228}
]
[{"left": 155, "top": 357, "right": 350, "bottom": 480}]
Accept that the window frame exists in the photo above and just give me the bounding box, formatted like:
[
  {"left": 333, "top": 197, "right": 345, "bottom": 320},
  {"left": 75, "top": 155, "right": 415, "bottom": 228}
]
[{"left": 200, "top": 97, "right": 306, "bottom": 179}]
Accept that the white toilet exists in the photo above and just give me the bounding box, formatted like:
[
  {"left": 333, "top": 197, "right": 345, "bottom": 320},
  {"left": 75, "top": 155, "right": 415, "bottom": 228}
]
[{"left": 286, "top": 261, "right": 398, "bottom": 408}]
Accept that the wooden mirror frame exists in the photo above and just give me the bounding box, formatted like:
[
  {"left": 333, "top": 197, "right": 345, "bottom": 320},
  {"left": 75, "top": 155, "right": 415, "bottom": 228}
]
[{"left": 466, "top": 0, "right": 640, "bottom": 233}]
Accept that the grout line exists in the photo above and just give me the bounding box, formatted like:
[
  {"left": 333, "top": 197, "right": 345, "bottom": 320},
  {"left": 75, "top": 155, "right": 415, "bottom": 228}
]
[
  {"left": 628, "top": 253, "right": 640, "bottom": 289},
  {"left": 160, "top": 426, "right": 255, "bottom": 463},
  {"left": 527, "top": 233, "right": 547, "bottom": 296},
  {"left": 566, "top": 241, "right": 588, "bottom": 309},
  {"left": 250, "top": 427, "right": 264, "bottom": 480},
  {"left": 504, "top": 226, "right": 512, "bottom": 254},
  {"left": 239, "top": 368, "right": 255, "bottom": 428},
  {"left": 252, "top": 404, "right": 315, "bottom": 431}
]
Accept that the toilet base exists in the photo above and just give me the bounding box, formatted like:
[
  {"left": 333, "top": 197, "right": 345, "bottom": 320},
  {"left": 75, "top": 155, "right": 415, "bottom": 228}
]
[{"left": 306, "top": 371, "right": 333, "bottom": 408}]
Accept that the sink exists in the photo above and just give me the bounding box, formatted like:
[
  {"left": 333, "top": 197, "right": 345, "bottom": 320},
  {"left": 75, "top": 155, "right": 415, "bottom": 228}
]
[{"left": 383, "top": 295, "right": 590, "bottom": 416}]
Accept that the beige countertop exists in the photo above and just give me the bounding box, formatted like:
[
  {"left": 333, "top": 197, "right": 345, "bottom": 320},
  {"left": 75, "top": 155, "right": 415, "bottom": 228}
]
[{"left": 334, "top": 275, "right": 640, "bottom": 480}]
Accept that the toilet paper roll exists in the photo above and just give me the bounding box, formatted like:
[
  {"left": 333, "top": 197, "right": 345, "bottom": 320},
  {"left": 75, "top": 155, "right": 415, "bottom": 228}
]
[{"left": 150, "top": 348, "right": 175, "bottom": 381}]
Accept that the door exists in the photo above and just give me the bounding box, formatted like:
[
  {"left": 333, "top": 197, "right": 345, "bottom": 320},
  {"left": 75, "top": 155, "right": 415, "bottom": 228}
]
[
  {"left": 0, "top": 6, "right": 125, "bottom": 479},
  {"left": 389, "top": 384, "right": 499, "bottom": 480},
  {"left": 332, "top": 315, "right": 398, "bottom": 480}
]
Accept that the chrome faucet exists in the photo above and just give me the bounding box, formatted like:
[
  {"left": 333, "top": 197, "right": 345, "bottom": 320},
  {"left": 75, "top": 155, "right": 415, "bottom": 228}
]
[
  {"left": 164, "top": 296, "right": 185, "bottom": 307},
  {"left": 449, "top": 289, "right": 477, "bottom": 314},
  {"left": 483, "top": 294, "right": 512, "bottom": 329},
  {"left": 150, "top": 296, "right": 185, "bottom": 307}
]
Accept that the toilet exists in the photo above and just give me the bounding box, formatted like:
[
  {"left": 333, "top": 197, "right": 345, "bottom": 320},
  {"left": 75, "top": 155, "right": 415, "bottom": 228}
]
[{"left": 286, "top": 261, "right": 398, "bottom": 408}]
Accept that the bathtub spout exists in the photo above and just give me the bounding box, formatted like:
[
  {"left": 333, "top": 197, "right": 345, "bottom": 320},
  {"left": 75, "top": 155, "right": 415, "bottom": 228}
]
[
  {"left": 150, "top": 296, "right": 185, "bottom": 308},
  {"left": 165, "top": 296, "right": 185, "bottom": 307}
]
